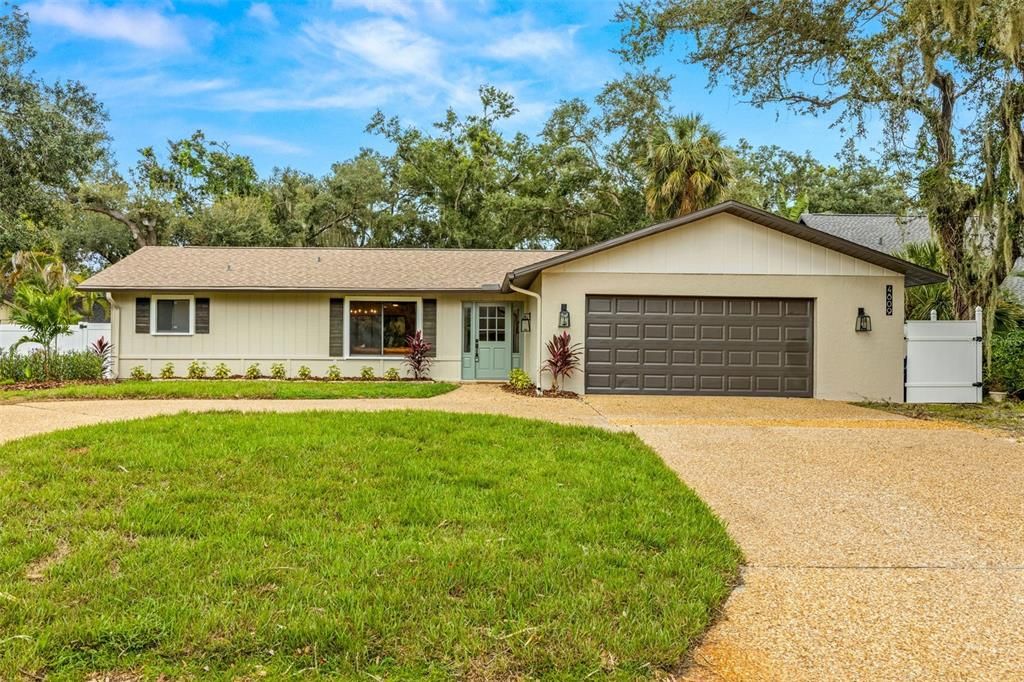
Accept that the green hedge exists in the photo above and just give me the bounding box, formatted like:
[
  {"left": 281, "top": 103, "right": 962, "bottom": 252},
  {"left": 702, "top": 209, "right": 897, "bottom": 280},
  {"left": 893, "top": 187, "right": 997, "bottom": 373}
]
[
  {"left": 0, "top": 348, "right": 104, "bottom": 383},
  {"left": 987, "top": 331, "right": 1024, "bottom": 394}
]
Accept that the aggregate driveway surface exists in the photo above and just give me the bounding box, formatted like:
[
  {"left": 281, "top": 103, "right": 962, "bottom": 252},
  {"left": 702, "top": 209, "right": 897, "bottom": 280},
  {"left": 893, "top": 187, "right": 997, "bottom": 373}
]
[{"left": 2, "top": 387, "right": 1022, "bottom": 679}]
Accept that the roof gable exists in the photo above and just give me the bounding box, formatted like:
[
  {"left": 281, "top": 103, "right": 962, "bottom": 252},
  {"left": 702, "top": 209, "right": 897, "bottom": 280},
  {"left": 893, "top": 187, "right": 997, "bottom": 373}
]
[{"left": 504, "top": 202, "right": 946, "bottom": 289}]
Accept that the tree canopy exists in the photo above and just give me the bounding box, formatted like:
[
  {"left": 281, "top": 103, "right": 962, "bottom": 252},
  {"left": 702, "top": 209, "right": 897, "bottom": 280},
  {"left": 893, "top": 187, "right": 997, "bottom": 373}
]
[{"left": 618, "top": 0, "right": 1024, "bottom": 320}]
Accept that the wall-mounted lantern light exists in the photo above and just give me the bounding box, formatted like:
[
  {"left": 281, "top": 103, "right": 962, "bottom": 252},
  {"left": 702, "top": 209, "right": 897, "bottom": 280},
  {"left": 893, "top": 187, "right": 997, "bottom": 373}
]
[
  {"left": 520, "top": 313, "right": 531, "bottom": 333},
  {"left": 558, "top": 304, "right": 571, "bottom": 328},
  {"left": 855, "top": 307, "right": 872, "bottom": 332}
]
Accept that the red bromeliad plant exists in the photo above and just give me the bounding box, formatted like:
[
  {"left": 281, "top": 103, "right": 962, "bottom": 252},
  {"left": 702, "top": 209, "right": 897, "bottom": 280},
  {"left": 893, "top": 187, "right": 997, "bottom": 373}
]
[
  {"left": 542, "top": 331, "right": 582, "bottom": 392},
  {"left": 89, "top": 336, "right": 113, "bottom": 377},
  {"left": 403, "top": 330, "right": 433, "bottom": 380}
]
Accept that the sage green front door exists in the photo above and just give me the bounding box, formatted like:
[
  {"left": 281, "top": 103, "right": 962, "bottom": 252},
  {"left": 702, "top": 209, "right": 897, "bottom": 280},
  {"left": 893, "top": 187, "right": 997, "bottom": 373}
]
[{"left": 461, "top": 303, "right": 511, "bottom": 380}]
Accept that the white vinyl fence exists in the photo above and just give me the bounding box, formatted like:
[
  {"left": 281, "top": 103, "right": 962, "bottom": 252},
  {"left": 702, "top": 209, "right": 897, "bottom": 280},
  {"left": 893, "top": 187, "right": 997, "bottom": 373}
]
[
  {"left": 0, "top": 322, "right": 112, "bottom": 355},
  {"left": 905, "top": 306, "right": 983, "bottom": 404}
]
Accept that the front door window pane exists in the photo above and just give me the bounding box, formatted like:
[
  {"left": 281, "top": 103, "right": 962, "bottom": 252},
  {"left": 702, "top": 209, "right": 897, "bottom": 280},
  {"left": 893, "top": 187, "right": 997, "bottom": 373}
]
[
  {"left": 477, "top": 305, "right": 506, "bottom": 342},
  {"left": 155, "top": 299, "right": 191, "bottom": 333}
]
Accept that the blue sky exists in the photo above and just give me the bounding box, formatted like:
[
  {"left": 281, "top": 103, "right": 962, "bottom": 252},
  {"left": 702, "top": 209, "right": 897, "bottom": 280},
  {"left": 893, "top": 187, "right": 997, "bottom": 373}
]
[{"left": 21, "top": 0, "right": 850, "bottom": 176}]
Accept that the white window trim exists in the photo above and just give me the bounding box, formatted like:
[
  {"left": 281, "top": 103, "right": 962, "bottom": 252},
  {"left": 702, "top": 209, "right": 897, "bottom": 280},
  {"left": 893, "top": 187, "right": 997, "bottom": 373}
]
[
  {"left": 343, "top": 296, "right": 422, "bottom": 360},
  {"left": 150, "top": 294, "right": 195, "bottom": 336}
]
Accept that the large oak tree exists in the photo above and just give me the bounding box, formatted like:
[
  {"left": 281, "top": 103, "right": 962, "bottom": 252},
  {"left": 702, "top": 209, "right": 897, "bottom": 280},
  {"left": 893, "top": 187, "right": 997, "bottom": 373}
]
[{"left": 619, "top": 0, "right": 1024, "bottom": 319}]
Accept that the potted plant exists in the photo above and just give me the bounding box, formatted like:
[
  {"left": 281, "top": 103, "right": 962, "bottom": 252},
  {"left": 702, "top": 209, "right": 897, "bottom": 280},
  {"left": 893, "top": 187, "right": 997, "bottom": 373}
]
[{"left": 987, "top": 375, "right": 1008, "bottom": 403}]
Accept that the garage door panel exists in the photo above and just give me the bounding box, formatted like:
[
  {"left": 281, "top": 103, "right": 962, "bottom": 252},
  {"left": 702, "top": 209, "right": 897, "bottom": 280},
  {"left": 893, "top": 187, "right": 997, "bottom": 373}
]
[{"left": 585, "top": 295, "right": 813, "bottom": 397}]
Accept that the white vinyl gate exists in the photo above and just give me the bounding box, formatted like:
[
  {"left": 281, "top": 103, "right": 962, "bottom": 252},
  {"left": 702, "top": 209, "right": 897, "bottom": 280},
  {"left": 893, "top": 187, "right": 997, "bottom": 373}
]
[{"left": 905, "top": 307, "right": 983, "bottom": 404}]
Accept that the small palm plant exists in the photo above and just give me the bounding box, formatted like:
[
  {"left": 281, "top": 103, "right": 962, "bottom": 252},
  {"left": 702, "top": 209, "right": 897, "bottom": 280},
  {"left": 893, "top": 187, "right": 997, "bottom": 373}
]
[
  {"left": 542, "top": 331, "right": 582, "bottom": 392},
  {"left": 9, "top": 283, "right": 82, "bottom": 379},
  {"left": 403, "top": 331, "right": 432, "bottom": 380}
]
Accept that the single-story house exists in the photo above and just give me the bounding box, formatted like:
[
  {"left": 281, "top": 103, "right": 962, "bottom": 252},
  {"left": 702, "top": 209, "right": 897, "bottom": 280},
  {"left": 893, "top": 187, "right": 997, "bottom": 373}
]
[{"left": 79, "top": 201, "right": 944, "bottom": 401}]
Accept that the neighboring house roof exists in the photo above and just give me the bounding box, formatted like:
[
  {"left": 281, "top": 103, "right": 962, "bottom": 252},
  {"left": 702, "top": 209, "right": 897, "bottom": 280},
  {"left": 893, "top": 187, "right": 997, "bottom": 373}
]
[
  {"left": 504, "top": 201, "right": 946, "bottom": 290},
  {"left": 801, "top": 212, "right": 1024, "bottom": 301},
  {"left": 78, "top": 246, "right": 568, "bottom": 292}
]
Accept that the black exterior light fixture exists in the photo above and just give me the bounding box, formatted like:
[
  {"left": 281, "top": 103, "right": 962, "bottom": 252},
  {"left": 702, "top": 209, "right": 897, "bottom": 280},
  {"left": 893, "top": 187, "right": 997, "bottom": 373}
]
[
  {"left": 558, "top": 304, "right": 571, "bottom": 328},
  {"left": 520, "top": 312, "right": 531, "bottom": 333},
  {"left": 855, "top": 307, "right": 872, "bottom": 332}
]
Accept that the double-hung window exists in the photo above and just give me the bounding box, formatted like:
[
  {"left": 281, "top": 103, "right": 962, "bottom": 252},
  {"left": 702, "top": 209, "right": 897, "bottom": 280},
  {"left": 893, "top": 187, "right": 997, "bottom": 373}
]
[
  {"left": 152, "top": 296, "right": 193, "bottom": 335},
  {"left": 348, "top": 300, "right": 418, "bottom": 356}
]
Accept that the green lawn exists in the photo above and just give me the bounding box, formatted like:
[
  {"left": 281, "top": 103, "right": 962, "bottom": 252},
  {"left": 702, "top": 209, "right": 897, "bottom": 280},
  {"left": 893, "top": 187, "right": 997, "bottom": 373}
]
[
  {"left": 861, "top": 399, "right": 1024, "bottom": 436},
  {"left": 0, "top": 411, "right": 739, "bottom": 680},
  {"left": 0, "top": 379, "right": 457, "bottom": 403}
]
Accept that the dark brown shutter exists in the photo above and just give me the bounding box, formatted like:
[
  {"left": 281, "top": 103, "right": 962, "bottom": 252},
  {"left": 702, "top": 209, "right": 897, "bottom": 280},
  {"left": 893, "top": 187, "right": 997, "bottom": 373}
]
[
  {"left": 135, "top": 297, "right": 150, "bottom": 333},
  {"left": 422, "top": 298, "right": 437, "bottom": 358},
  {"left": 329, "top": 298, "right": 345, "bottom": 357},
  {"left": 195, "top": 298, "right": 210, "bottom": 334}
]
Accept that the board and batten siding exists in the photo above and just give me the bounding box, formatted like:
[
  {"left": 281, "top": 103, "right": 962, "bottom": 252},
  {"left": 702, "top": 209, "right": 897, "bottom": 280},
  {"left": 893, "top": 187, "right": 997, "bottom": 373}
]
[
  {"left": 110, "top": 290, "right": 524, "bottom": 380},
  {"left": 547, "top": 212, "right": 896, "bottom": 278}
]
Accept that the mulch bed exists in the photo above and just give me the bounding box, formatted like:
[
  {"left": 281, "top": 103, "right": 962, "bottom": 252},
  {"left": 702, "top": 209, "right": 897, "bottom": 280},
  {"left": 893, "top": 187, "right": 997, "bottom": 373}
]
[
  {"left": 0, "top": 380, "right": 112, "bottom": 392},
  {"left": 501, "top": 384, "right": 579, "bottom": 399}
]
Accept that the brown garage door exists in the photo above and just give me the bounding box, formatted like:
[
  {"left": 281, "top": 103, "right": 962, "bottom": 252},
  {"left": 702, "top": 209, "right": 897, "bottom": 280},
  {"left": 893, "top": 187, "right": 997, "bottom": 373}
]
[{"left": 585, "top": 295, "right": 813, "bottom": 396}]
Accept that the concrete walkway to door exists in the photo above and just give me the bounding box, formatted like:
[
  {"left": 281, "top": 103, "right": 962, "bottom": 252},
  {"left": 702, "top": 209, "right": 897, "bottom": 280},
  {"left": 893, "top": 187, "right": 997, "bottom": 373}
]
[{"left": 0, "top": 386, "right": 1022, "bottom": 679}]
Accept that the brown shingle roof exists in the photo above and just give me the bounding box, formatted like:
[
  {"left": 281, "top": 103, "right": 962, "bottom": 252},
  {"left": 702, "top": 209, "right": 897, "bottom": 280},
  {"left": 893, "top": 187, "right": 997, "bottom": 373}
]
[{"left": 78, "top": 246, "right": 567, "bottom": 292}]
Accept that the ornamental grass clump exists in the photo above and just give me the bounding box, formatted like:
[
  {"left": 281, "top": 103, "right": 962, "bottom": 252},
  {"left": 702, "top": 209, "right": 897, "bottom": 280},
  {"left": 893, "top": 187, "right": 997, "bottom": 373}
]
[
  {"left": 403, "top": 331, "right": 432, "bottom": 380},
  {"left": 542, "top": 331, "right": 582, "bottom": 392}
]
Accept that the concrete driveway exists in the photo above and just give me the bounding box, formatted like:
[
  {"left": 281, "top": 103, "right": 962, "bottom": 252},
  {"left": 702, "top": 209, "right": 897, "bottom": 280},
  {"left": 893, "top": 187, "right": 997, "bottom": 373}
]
[{"left": 1, "top": 387, "right": 1022, "bottom": 679}]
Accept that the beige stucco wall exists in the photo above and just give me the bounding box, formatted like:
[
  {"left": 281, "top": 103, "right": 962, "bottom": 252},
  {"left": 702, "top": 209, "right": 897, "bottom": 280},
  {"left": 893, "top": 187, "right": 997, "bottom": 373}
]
[
  {"left": 109, "top": 290, "right": 526, "bottom": 381},
  {"left": 532, "top": 213, "right": 906, "bottom": 401}
]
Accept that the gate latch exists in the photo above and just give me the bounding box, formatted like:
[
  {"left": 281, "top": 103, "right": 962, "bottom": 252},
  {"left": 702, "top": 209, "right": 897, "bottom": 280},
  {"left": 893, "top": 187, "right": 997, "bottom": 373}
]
[{"left": 974, "top": 336, "right": 983, "bottom": 342}]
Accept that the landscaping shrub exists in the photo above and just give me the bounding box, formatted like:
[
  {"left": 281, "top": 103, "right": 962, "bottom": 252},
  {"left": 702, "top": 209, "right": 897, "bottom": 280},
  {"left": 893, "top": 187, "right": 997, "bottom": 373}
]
[
  {"left": 270, "top": 363, "right": 286, "bottom": 379},
  {"left": 160, "top": 362, "right": 175, "bottom": 379},
  {"left": 360, "top": 366, "right": 375, "bottom": 380},
  {"left": 0, "top": 348, "right": 103, "bottom": 382},
  {"left": 130, "top": 365, "right": 151, "bottom": 381},
  {"left": 987, "top": 330, "right": 1024, "bottom": 395},
  {"left": 326, "top": 364, "right": 341, "bottom": 381},
  {"left": 187, "top": 360, "right": 207, "bottom": 379},
  {"left": 90, "top": 337, "right": 113, "bottom": 376},
  {"left": 384, "top": 367, "right": 400, "bottom": 381},
  {"left": 403, "top": 330, "right": 432, "bottom": 379},
  {"left": 53, "top": 351, "right": 104, "bottom": 381},
  {"left": 297, "top": 365, "right": 312, "bottom": 380},
  {"left": 213, "top": 362, "right": 231, "bottom": 379},
  {"left": 245, "top": 363, "right": 261, "bottom": 379},
  {"left": 508, "top": 368, "right": 534, "bottom": 391},
  {"left": 542, "top": 331, "right": 582, "bottom": 391}
]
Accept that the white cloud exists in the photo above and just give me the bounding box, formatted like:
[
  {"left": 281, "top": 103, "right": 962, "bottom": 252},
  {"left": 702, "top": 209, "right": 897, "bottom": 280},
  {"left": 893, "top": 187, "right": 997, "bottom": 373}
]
[
  {"left": 302, "top": 18, "right": 442, "bottom": 80},
  {"left": 331, "top": 0, "right": 417, "bottom": 19},
  {"left": 231, "top": 134, "right": 307, "bottom": 155},
  {"left": 25, "top": 0, "right": 190, "bottom": 50},
  {"left": 484, "top": 28, "right": 577, "bottom": 60},
  {"left": 246, "top": 2, "right": 277, "bottom": 28},
  {"left": 211, "top": 84, "right": 397, "bottom": 112}
]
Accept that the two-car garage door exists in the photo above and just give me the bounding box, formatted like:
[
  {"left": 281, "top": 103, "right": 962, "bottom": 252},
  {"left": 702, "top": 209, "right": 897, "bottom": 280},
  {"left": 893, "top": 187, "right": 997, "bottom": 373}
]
[{"left": 585, "top": 295, "right": 814, "bottom": 397}]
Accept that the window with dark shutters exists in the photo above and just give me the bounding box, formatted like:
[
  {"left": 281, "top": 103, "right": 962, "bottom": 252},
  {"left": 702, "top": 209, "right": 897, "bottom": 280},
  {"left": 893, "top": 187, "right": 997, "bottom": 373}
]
[
  {"left": 422, "top": 299, "right": 437, "bottom": 358},
  {"left": 135, "top": 297, "right": 151, "bottom": 333},
  {"left": 195, "top": 298, "right": 210, "bottom": 334},
  {"left": 329, "top": 298, "right": 345, "bottom": 357}
]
